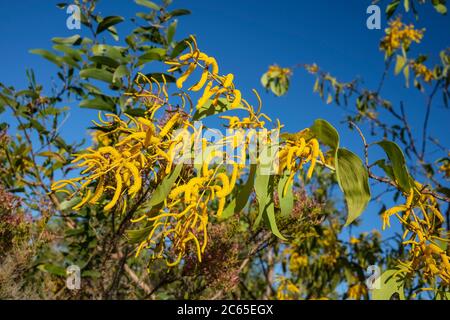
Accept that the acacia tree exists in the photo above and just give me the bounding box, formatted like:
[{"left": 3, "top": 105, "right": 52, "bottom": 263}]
[{"left": 0, "top": 0, "right": 448, "bottom": 300}]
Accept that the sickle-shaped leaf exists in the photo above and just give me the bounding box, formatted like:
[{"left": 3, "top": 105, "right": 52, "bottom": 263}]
[
  {"left": 29, "top": 49, "right": 63, "bottom": 67},
  {"left": 80, "top": 68, "right": 114, "bottom": 83},
  {"left": 254, "top": 166, "right": 271, "bottom": 228},
  {"left": 221, "top": 164, "right": 257, "bottom": 219},
  {"left": 371, "top": 270, "right": 405, "bottom": 300},
  {"left": 96, "top": 16, "right": 124, "bottom": 35},
  {"left": 376, "top": 140, "right": 411, "bottom": 192},
  {"left": 264, "top": 200, "right": 287, "bottom": 241},
  {"left": 336, "top": 148, "right": 371, "bottom": 226},
  {"left": 310, "top": 118, "right": 340, "bottom": 151},
  {"left": 278, "top": 171, "right": 294, "bottom": 217},
  {"left": 145, "top": 163, "right": 182, "bottom": 209}
]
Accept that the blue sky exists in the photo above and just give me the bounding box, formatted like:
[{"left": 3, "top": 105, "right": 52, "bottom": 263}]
[{"left": 1, "top": 0, "right": 449, "bottom": 240}]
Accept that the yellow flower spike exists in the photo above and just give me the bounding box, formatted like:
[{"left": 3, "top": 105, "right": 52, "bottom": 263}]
[
  {"left": 51, "top": 178, "right": 81, "bottom": 190},
  {"left": 165, "top": 143, "right": 176, "bottom": 175},
  {"left": 406, "top": 189, "right": 414, "bottom": 207},
  {"left": 286, "top": 147, "right": 297, "bottom": 171},
  {"left": 223, "top": 73, "right": 234, "bottom": 88},
  {"left": 116, "top": 132, "right": 147, "bottom": 147},
  {"left": 294, "top": 138, "right": 306, "bottom": 157},
  {"left": 189, "top": 232, "right": 203, "bottom": 262},
  {"left": 205, "top": 56, "right": 219, "bottom": 75},
  {"left": 124, "top": 162, "right": 142, "bottom": 197},
  {"left": 196, "top": 81, "right": 215, "bottom": 109},
  {"left": 228, "top": 163, "right": 239, "bottom": 192},
  {"left": 98, "top": 146, "right": 121, "bottom": 160},
  {"left": 428, "top": 205, "right": 445, "bottom": 223},
  {"left": 190, "top": 68, "right": 209, "bottom": 92},
  {"left": 169, "top": 184, "right": 189, "bottom": 199},
  {"left": 306, "top": 139, "right": 319, "bottom": 180},
  {"left": 159, "top": 113, "right": 180, "bottom": 138},
  {"left": 283, "top": 173, "right": 295, "bottom": 198},
  {"left": 104, "top": 171, "right": 123, "bottom": 211},
  {"left": 176, "top": 62, "right": 196, "bottom": 89},
  {"left": 215, "top": 173, "right": 230, "bottom": 198},
  {"left": 166, "top": 252, "right": 183, "bottom": 267},
  {"left": 230, "top": 89, "right": 241, "bottom": 109},
  {"left": 216, "top": 196, "right": 226, "bottom": 218},
  {"left": 89, "top": 176, "right": 105, "bottom": 204},
  {"left": 73, "top": 189, "right": 92, "bottom": 210},
  {"left": 137, "top": 117, "right": 153, "bottom": 128}
]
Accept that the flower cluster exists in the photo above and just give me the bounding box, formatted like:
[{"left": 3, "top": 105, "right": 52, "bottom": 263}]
[
  {"left": 381, "top": 183, "right": 450, "bottom": 285},
  {"left": 275, "top": 276, "right": 300, "bottom": 300},
  {"left": 411, "top": 61, "right": 434, "bottom": 83},
  {"left": 438, "top": 153, "right": 450, "bottom": 179},
  {"left": 278, "top": 129, "right": 324, "bottom": 181},
  {"left": 52, "top": 37, "right": 325, "bottom": 267},
  {"left": 347, "top": 283, "right": 367, "bottom": 300},
  {"left": 380, "top": 18, "right": 424, "bottom": 56}
]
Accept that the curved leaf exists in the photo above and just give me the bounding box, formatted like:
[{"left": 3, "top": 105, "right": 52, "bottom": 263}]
[
  {"left": 221, "top": 164, "right": 257, "bottom": 219},
  {"left": 79, "top": 68, "right": 114, "bottom": 83},
  {"left": 310, "top": 118, "right": 340, "bottom": 151},
  {"left": 376, "top": 140, "right": 411, "bottom": 192},
  {"left": 336, "top": 148, "right": 371, "bottom": 225},
  {"left": 277, "top": 171, "right": 294, "bottom": 217},
  {"left": 372, "top": 270, "right": 405, "bottom": 300},
  {"left": 96, "top": 16, "right": 124, "bottom": 35}
]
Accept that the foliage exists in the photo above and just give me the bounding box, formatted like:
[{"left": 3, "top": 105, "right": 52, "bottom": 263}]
[{"left": 0, "top": 0, "right": 448, "bottom": 300}]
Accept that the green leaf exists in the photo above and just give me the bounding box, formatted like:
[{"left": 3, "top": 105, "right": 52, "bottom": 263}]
[
  {"left": 434, "top": 3, "right": 447, "bottom": 14},
  {"left": 38, "top": 264, "right": 66, "bottom": 277},
  {"left": 261, "top": 72, "right": 269, "bottom": 88},
  {"left": 37, "top": 151, "right": 66, "bottom": 163},
  {"left": 221, "top": 164, "right": 257, "bottom": 219},
  {"left": 394, "top": 54, "right": 406, "bottom": 75},
  {"left": 124, "top": 108, "right": 146, "bottom": 117},
  {"left": 193, "top": 97, "right": 245, "bottom": 121},
  {"left": 265, "top": 200, "right": 287, "bottom": 241},
  {"left": 143, "top": 72, "right": 176, "bottom": 83},
  {"left": 167, "top": 20, "right": 177, "bottom": 44},
  {"left": 168, "top": 9, "right": 191, "bottom": 17},
  {"left": 254, "top": 166, "right": 271, "bottom": 228},
  {"left": 372, "top": 270, "right": 405, "bottom": 300},
  {"left": 269, "top": 77, "right": 289, "bottom": 97},
  {"left": 53, "top": 44, "right": 82, "bottom": 61},
  {"left": 59, "top": 196, "right": 81, "bottom": 211},
  {"left": 80, "top": 95, "right": 116, "bottom": 112},
  {"left": 171, "top": 37, "right": 193, "bottom": 59},
  {"left": 81, "top": 270, "right": 101, "bottom": 278},
  {"left": 29, "top": 49, "right": 62, "bottom": 67},
  {"left": 403, "top": 65, "right": 410, "bottom": 87},
  {"left": 254, "top": 148, "right": 286, "bottom": 240},
  {"left": 310, "top": 119, "right": 340, "bottom": 151},
  {"left": 137, "top": 48, "right": 166, "bottom": 66},
  {"left": 278, "top": 171, "right": 294, "bottom": 217},
  {"left": 96, "top": 16, "right": 125, "bottom": 35},
  {"left": 403, "top": 0, "right": 410, "bottom": 12},
  {"left": 92, "top": 44, "right": 129, "bottom": 64},
  {"left": 376, "top": 140, "right": 411, "bottom": 192},
  {"left": 79, "top": 68, "right": 114, "bottom": 83},
  {"left": 113, "top": 65, "right": 129, "bottom": 84},
  {"left": 135, "top": 0, "right": 160, "bottom": 10},
  {"left": 336, "top": 148, "right": 371, "bottom": 226},
  {"left": 386, "top": 0, "right": 400, "bottom": 18},
  {"left": 51, "top": 34, "right": 81, "bottom": 45},
  {"left": 373, "top": 159, "right": 396, "bottom": 182},
  {"left": 144, "top": 164, "right": 183, "bottom": 210},
  {"left": 126, "top": 225, "right": 154, "bottom": 244},
  {"left": 89, "top": 55, "right": 120, "bottom": 68}
]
